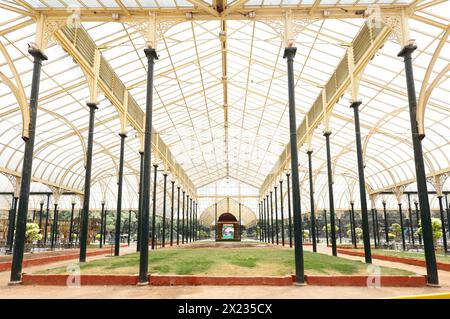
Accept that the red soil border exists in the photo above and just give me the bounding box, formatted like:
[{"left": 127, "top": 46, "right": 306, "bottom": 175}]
[
  {"left": 0, "top": 245, "right": 128, "bottom": 272},
  {"left": 21, "top": 273, "right": 427, "bottom": 287},
  {"left": 337, "top": 249, "right": 450, "bottom": 272}
]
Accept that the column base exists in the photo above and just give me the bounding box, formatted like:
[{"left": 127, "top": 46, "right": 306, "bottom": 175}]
[
  {"left": 294, "top": 281, "right": 307, "bottom": 287},
  {"left": 8, "top": 280, "right": 22, "bottom": 286},
  {"left": 137, "top": 281, "right": 149, "bottom": 286},
  {"left": 426, "top": 283, "right": 441, "bottom": 288}
]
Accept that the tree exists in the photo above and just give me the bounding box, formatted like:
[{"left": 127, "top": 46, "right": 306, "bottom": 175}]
[{"left": 354, "top": 228, "right": 363, "bottom": 241}]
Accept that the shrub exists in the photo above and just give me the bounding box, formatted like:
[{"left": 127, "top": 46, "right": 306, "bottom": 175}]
[
  {"left": 390, "top": 223, "right": 402, "bottom": 237},
  {"left": 416, "top": 218, "right": 442, "bottom": 240},
  {"left": 25, "top": 223, "right": 42, "bottom": 243},
  {"left": 322, "top": 223, "right": 339, "bottom": 234},
  {"left": 302, "top": 229, "right": 310, "bottom": 239}
]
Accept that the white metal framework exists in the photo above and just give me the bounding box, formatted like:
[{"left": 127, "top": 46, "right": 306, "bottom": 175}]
[{"left": 0, "top": 0, "right": 448, "bottom": 225}]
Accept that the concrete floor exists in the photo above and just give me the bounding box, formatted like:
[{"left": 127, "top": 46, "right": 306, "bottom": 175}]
[{"left": 0, "top": 242, "right": 449, "bottom": 299}]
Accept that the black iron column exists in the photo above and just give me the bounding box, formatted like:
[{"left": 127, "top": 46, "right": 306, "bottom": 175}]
[
  {"left": 398, "top": 42, "right": 438, "bottom": 285},
  {"left": 7, "top": 196, "right": 18, "bottom": 251},
  {"left": 32, "top": 210, "right": 36, "bottom": 222},
  {"left": 161, "top": 173, "right": 167, "bottom": 248},
  {"left": 382, "top": 200, "right": 389, "bottom": 245},
  {"left": 338, "top": 218, "right": 342, "bottom": 244},
  {"left": 274, "top": 186, "right": 279, "bottom": 245},
  {"left": 266, "top": 195, "right": 270, "bottom": 242},
  {"left": 182, "top": 191, "right": 185, "bottom": 244},
  {"left": 307, "top": 151, "right": 317, "bottom": 252},
  {"left": 44, "top": 194, "right": 50, "bottom": 244},
  {"left": 103, "top": 209, "right": 107, "bottom": 245},
  {"left": 51, "top": 203, "right": 58, "bottom": 249},
  {"left": 438, "top": 196, "right": 448, "bottom": 254},
  {"left": 350, "top": 101, "right": 371, "bottom": 263},
  {"left": 176, "top": 186, "right": 180, "bottom": 245},
  {"left": 128, "top": 210, "right": 132, "bottom": 246},
  {"left": 137, "top": 151, "right": 144, "bottom": 252},
  {"left": 79, "top": 102, "right": 98, "bottom": 262},
  {"left": 270, "top": 191, "right": 274, "bottom": 244},
  {"left": 10, "top": 47, "right": 47, "bottom": 283},
  {"left": 371, "top": 208, "right": 378, "bottom": 249},
  {"left": 415, "top": 200, "right": 422, "bottom": 245},
  {"left": 214, "top": 202, "right": 218, "bottom": 240},
  {"left": 151, "top": 164, "right": 158, "bottom": 250},
  {"left": 98, "top": 201, "right": 104, "bottom": 248},
  {"left": 262, "top": 199, "right": 266, "bottom": 242},
  {"left": 407, "top": 193, "right": 415, "bottom": 245},
  {"left": 69, "top": 201, "right": 76, "bottom": 245},
  {"left": 286, "top": 173, "right": 293, "bottom": 248},
  {"left": 324, "top": 131, "right": 337, "bottom": 256},
  {"left": 398, "top": 203, "right": 406, "bottom": 251},
  {"left": 349, "top": 209, "right": 354, "bottom": 246},
  {"left": 185, "top": 195, "right": 189, "bottom": 242},
  {"left": 38, "top": 199, "right": 44, "bottom": 231},
  {"left": 324, "top": 210, "right": 329, "bottom": 246},
  {"left": 170, "top": 180, "right": 175, "bottom": 246},
  {"left": 279, "top": 180, "right": 285, "bottom": 246},
  {"left": 114, "top": 133, "right": 126, "bottom": 256},
  {"left": 239, "top": 203, "right": 242, "bottom": 240},
  {"left": 139, "top": 47, "right": 158, "bottom": 284},
  {"left": 350, "top": 202, "right": 357, "bottom": 248},
  {"left": 284, "top": 46, "right": 305, "bottom": 284}
]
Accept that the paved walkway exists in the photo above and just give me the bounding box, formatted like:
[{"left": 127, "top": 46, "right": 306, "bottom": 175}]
[{"left": 0, "top": 242, "right": 449, "bottom": 299}]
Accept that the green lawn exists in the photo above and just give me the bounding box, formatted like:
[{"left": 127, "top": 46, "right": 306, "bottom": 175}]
[
  {"left": 370, "top": 249, "right": 450, "bottom": 263},
  {"left": 37, "top": 246, "right": 414, "bottom": 276}
]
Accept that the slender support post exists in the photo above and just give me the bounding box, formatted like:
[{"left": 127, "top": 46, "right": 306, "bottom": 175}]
[
  {"left": 69, "top": 202, "right": 76, "bottom": 245},
  {"left": 170, "top": 181, "right": 175, "bottom": 246},
  {"left": 79, "top": 102, "right": 98, "bottom": 262},
  {"left": 239, "top": 203, "right": 242, "bottom": 240},
  {"left": 324, "top": 131, "right": 337, "bottom": 256},
  {"left": 182, "top": 191, "right": 185, "bottom": 244},
  {"left": 7, "top": 196, "right": 18, "bottom": 251},
  {"left": 262, "top": 199, "right": 266, "bottom": 242},
  {"left": 151, "top": 164, "right": 158, "bottom": 250},
  {"left": 398, "top": 203, "right": 406, "bottom": 251},
  {"left": 138, "top": 47, "right": 158, "bottom": 284},
  {"left": 349, "top": 209, "right": 354, "bottom": 246},
  {"left": 137, "top": 151, "right": 144, "bottom": 252},
  {"left": 415, "top": 200, "right": 422, "bottom": 245},
  {"left": 284, "top": 46, "right": 305, "bottom": 284},
  {"left": 266, "top": 195, "right": 270, "bottom": 242},
  {"left": 375, "top": 209, "right": 381, "bottom": 246},
  {"left": 270, "top": 191, "right": 274, "bottom": 244},
  {"left": 32, "top": 210, "right": 36, "bottom": 222},
  {"left": 9, "top": 48, "right": 47, "bottom": 283},
  {"left": 286, "top": 173, "right": 293, "bottom": 248},
  {"left": 383, "top": 201, "right": 389, "bottom": 245},
  {"left": 185, "top": 195, "right": 189, "bottom": 243},
  {"left": 279, "top": 180, "right": 285, "bottom": 246},
  {"left": 214, "top": 202, "right": 218, "bottom": 240},
  {"left": 445, "top": 195, "right": 450, "bottom": 248},
  {"left": 350, "top": 101, "right": 371, "bottom": 262},
  {"left": 44, "top": 194, "right": 50, "bottom": 244},
  {"left": 176, "top": 187, "right": 180, "bottom": 245},
  {"left": 161, "top": 174, "right": 167, "bottom": 248},
  {"left": 114, "top": 133, "right": 126, "bottom": 256},
  {"left": 189, "top": 197, "right": 193, "bottom": 242},
  {"left": 438, "top": 196, "right": 448, "bottom": 254},
  {"left": 103, "top": 210, "right": 107, "bottom": 245},
  {"left": 351, "top": 202, "right": 357, "bottom": 248},
  {"left": 99, "top": 202, "right": 104, "bottom": 248},
  {"left": 306, "top": 151, "right": 317, "bottom": 252},
  {"left": 407, "top": 194, "right": 415, "bottom": 245},
  {"left": 274, "top": 187, "right": 279, "bottom": 245},
  {"left": 338, "top": 218, "right": 342, "bottom": 244},
  {"left": 258, "top": 203, "right": 262, "bottom": 241},
  {"left": 51, "top": 203, "right": 58, "bottom": 249},
  {"left": 371, "top": 209, "right": 378, "bottom": 249},
  {"left": 324, "top": 210, "right": 329, "bottom": 245},
  {"left": 316, "top": 218, "right": 320, "bottom": 243},
  {"left": 38, "top": 201, "right": 44, "bottom": 231},
  {"left": 128, "top": 210, "right": 132, "bottom": 246},
  {"left": 399, "top": 43, "right": 438, "bottom": 285}
]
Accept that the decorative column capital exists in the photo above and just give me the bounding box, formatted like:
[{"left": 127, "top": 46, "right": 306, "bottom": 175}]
[
  {"left": 349, "top": 100, "right": 362, "bottom": 109},
  {"left": 86, "top": 102, "right": 99, "bottom": 110},
  {"left": 144, "top": 48, "right": 159, "bottom": 60},
  {"left": 28, "top": 47, "right": 48, "bottom": 61},
  {"left": 119, "top": 132, "right": 127, "bottom": 138},
  {"left": 306, "top": 150, "right": 313, "bottom": 155},
  {"left": 283, "top": 46, "right": 297, "bottom": 60},
  {"left": 397, "top": 42, "right": 417, "bottom": 58},
  {"left": 323, "top": 131, "right": 332, "bottom": 137}
]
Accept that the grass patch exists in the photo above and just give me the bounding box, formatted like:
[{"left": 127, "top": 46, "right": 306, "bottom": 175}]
[
  {"left": 36, "top": 246, "right": 414, "bottom": 276},
  {"left": 370, "top": 249, "right": 450, "bottom": 263}
]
